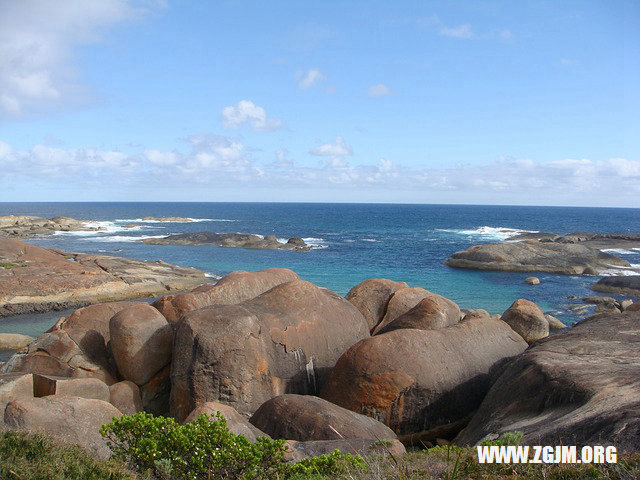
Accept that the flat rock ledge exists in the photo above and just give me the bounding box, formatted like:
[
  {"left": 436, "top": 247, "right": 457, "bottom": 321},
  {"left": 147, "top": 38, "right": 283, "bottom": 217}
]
[
  {"left": 143, "top": 232, "right": 311, "bottom": 251},
  {"left": 445, "top": 232, "right": 640, "bottom": 275},
  {"left": 0, "top": 238, "right": 207, "bottom": 317},
  {"left": 591, "top": 276, "right": 640, "bottom": 296}
]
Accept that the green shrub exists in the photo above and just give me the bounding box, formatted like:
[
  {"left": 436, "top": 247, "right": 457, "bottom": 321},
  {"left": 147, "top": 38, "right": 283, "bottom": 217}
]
[
  {"left": 101, "top": 411, "right": 287, "bottom": 480},
  {"left": 287, "top": 449, "right": 367, "bottom": 477}
]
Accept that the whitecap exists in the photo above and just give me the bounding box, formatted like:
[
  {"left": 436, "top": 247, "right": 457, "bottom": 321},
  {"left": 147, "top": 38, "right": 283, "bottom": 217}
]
[
  {"left": 115, "top": 218, "right": 234, "bottom": 223},
  {"left": 601, "top": 248, "right": 637, "bottom": 255},
  {"left": 85, "top": 234, "right": 169, "bottom": 243},
  {"left": 361, "top": 238, "right": 380, "bottom": 242},
  {"left": 436, "top": 226, "right": 538, "bottom": 241}
]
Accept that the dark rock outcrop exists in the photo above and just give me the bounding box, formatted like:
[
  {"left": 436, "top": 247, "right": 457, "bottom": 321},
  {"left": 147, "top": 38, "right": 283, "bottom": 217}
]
[
  {"left": 143, "top": 232, "right": 311, "bottom": 251},
  {"left": 249, "top": 394, "right": 398, "bottom": 442},
  {"left": 455, "top": 311, "right": 640, "bottom": 450},
  {"left": 170, "top": 279, "right": 370, "bottom": 420},
  {"left": 321, "top": 317, "right": 528, "bottom": 435},
  {"left": 592, "top": 275, "right": 640, "bottom": 296}
]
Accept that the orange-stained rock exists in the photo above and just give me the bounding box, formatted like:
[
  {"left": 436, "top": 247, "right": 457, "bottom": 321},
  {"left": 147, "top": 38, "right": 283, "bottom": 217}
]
[
  {"left": 153, "top": 268, "right": 300, "bottom": 324},
  {"left": 345, "top": 278, "right": 408, "bottom": 332},
  {"left": 321, "top": 317, "right": 527, "bottom": 435},
  {"left": 170, "top": 279, "right": 369, "bottom": 420}
]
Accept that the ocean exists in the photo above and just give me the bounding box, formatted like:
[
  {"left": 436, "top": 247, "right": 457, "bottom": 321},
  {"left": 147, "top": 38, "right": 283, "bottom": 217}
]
[{"left": 1, "top": 202, "right": 639, "bottom": 339}]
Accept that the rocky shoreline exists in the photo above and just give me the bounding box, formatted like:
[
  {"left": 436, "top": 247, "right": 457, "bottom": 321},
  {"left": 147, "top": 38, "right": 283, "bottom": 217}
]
[
  {"left": 446, "top": 231, "right": 640, "bottom": 275},
  {"left": 0, "top": 215, "right": 99, "bottom": 237},
  {"left": 0, "top": 238, "right": 207, "bottom": 317},
  {"left": 0, "top": 267, "right": 638, "bottom": 461}
]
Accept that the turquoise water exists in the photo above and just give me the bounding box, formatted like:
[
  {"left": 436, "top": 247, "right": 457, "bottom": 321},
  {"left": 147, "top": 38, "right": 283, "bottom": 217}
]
[{"left": 1, "top": 202, "right": 639, "bottom": 337}]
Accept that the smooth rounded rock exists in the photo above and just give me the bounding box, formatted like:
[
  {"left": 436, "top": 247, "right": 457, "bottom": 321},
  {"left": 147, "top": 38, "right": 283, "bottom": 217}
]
[
  {"left": 109, "top": 303, "right": 173, "bottom": 386},
  {"left": 501, "top": 299, "right": 549, "bottom": 344},
  {"left": 525, "top": 276, "right": 540, "bottom": 285},
  {"left": 249, "top": 394, "right": 398, "bottom": 442}
]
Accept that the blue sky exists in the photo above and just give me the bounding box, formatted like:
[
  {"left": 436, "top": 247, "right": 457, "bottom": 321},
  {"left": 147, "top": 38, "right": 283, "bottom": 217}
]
[{"left": 0, "top": 0, "right": 638, "bottom": 206}]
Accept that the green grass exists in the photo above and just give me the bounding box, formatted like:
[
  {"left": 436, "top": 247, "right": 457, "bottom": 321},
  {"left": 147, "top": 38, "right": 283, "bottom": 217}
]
[{"left": 0, "top": 430, "right": 137, "bottom": 480}]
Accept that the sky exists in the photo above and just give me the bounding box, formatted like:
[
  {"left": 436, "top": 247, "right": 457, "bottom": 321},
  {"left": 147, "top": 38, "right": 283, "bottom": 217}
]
[{"left": 0, "top": 0, "right": 639, "bottom": 206}]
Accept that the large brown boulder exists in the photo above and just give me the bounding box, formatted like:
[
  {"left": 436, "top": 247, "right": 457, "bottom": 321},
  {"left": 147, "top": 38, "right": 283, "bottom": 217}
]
[
  {"left": 455, "top": 311, "right": 640, "bottom": 450},
  {"left": 170, "top": 279, "right": 370, "bottom": 420},
  {"left": 33, "top": 374, "right": 110, "bottom": 402},
  {"left": 109, "top": 380, "right": 143, "bottom": 415},
  {"left": 49, "top": 301, "right": 138, "bottom": 368},
  {"left": 0, "top": 373, "right": 33, "bottom": 426},
  {"left": 4, "top": 396, "right": 121, "bottom": 459},
  {"left": 249, "top": 394, "right": 398, "bottom": 442},
  {"left": 321, "top": 317, "right": 528, "bottom": 436},
  {"left": 374, "top": 295, "right": 460, "bottom": 335},
  {"left": 184, "top": 402, "right": 268, "bottom": 442},
  {"left": 0, "top": 330, "right": 116, "bottom": 384},
  {"left": 109, "top": 303, "right": 173, "bottom": 386},
  {"left": 154, "top": 268, "right": 300, "bottom": 324},
  {"left": 345, "top": 278, "right": 409, "bottom": 332},
  {"left": 501, "top": 299, "right": 549, "bottom": 344}
]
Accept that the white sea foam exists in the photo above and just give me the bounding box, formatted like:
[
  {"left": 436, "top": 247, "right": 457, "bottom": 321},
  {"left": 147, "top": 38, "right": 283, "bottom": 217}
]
[
  {"left": 599, "top": 263, "right": 640, "bottom": 276},
  {"left": 436, "top": 226, "right": 538, "bottom": 241},
  {"left": 115, "top": 218, "right": 234, "bottom": 223},
  {"left": 85, "top": 234, "right": 169, "bottom": 243},
  {"left": 361, "top": 238, "right": 380, "bottom": 242},
  {"left": 302, "top": 237, "right": 328, "bottom": 249},
  {"left": 52, "top": 220, "right": 149, "bottom": 236},
  {"left": 204, "top": 273, "right": 222, "bottom": 280},
  {"left": 601, "top": 248, "right": 638, "bottom": 255}
]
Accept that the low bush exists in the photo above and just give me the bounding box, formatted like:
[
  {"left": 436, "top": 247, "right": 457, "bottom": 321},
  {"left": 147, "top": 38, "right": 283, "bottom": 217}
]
[{"left": 100, "top": 411, "right": 367, "bottom": 480}]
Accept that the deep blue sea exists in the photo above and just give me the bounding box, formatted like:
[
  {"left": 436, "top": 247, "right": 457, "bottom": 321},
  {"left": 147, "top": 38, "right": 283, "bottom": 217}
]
[{"left": 1, "top": 203, "right": 639, "bottom": 338}]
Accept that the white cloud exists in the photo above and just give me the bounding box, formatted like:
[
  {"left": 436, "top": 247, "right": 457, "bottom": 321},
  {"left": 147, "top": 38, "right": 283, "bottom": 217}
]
[
  {"left": 439, "top": 24, "right": 474, "bottom": 39},
  {"left": 0, "top": 0, "right": 157, "bottom": 117},
  {"left": 309, "top": 137, "right": 353, "bottom": 158},
  {"left": 297, "top": 69, "right": 325, "bottom": 89},
  {"left": 368, "top": 84, "right": 391, "bottom": 98},
  {"left": 1, "top": 137, "right": 638, "bottom": 205},
  {"left": 222, "top": 100, "right": 282, "bottom": 132}
]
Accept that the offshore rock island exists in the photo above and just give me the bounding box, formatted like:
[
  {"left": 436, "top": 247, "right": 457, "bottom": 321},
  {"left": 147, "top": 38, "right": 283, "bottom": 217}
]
[
  {"left": 143, "top": 232, "right": 311, "bottom": 251},
  {"left": 446, "top": 232, "right": 640, "bottom": 275}
]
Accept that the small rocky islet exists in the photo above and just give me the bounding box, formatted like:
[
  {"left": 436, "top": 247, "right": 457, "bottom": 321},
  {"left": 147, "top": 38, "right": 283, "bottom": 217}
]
[
  {"left": 0, "top": 265, "right": 638, "bottom": 461},
  {"left": 446, "top": 231, "right": 640, "bottom": 275}
]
